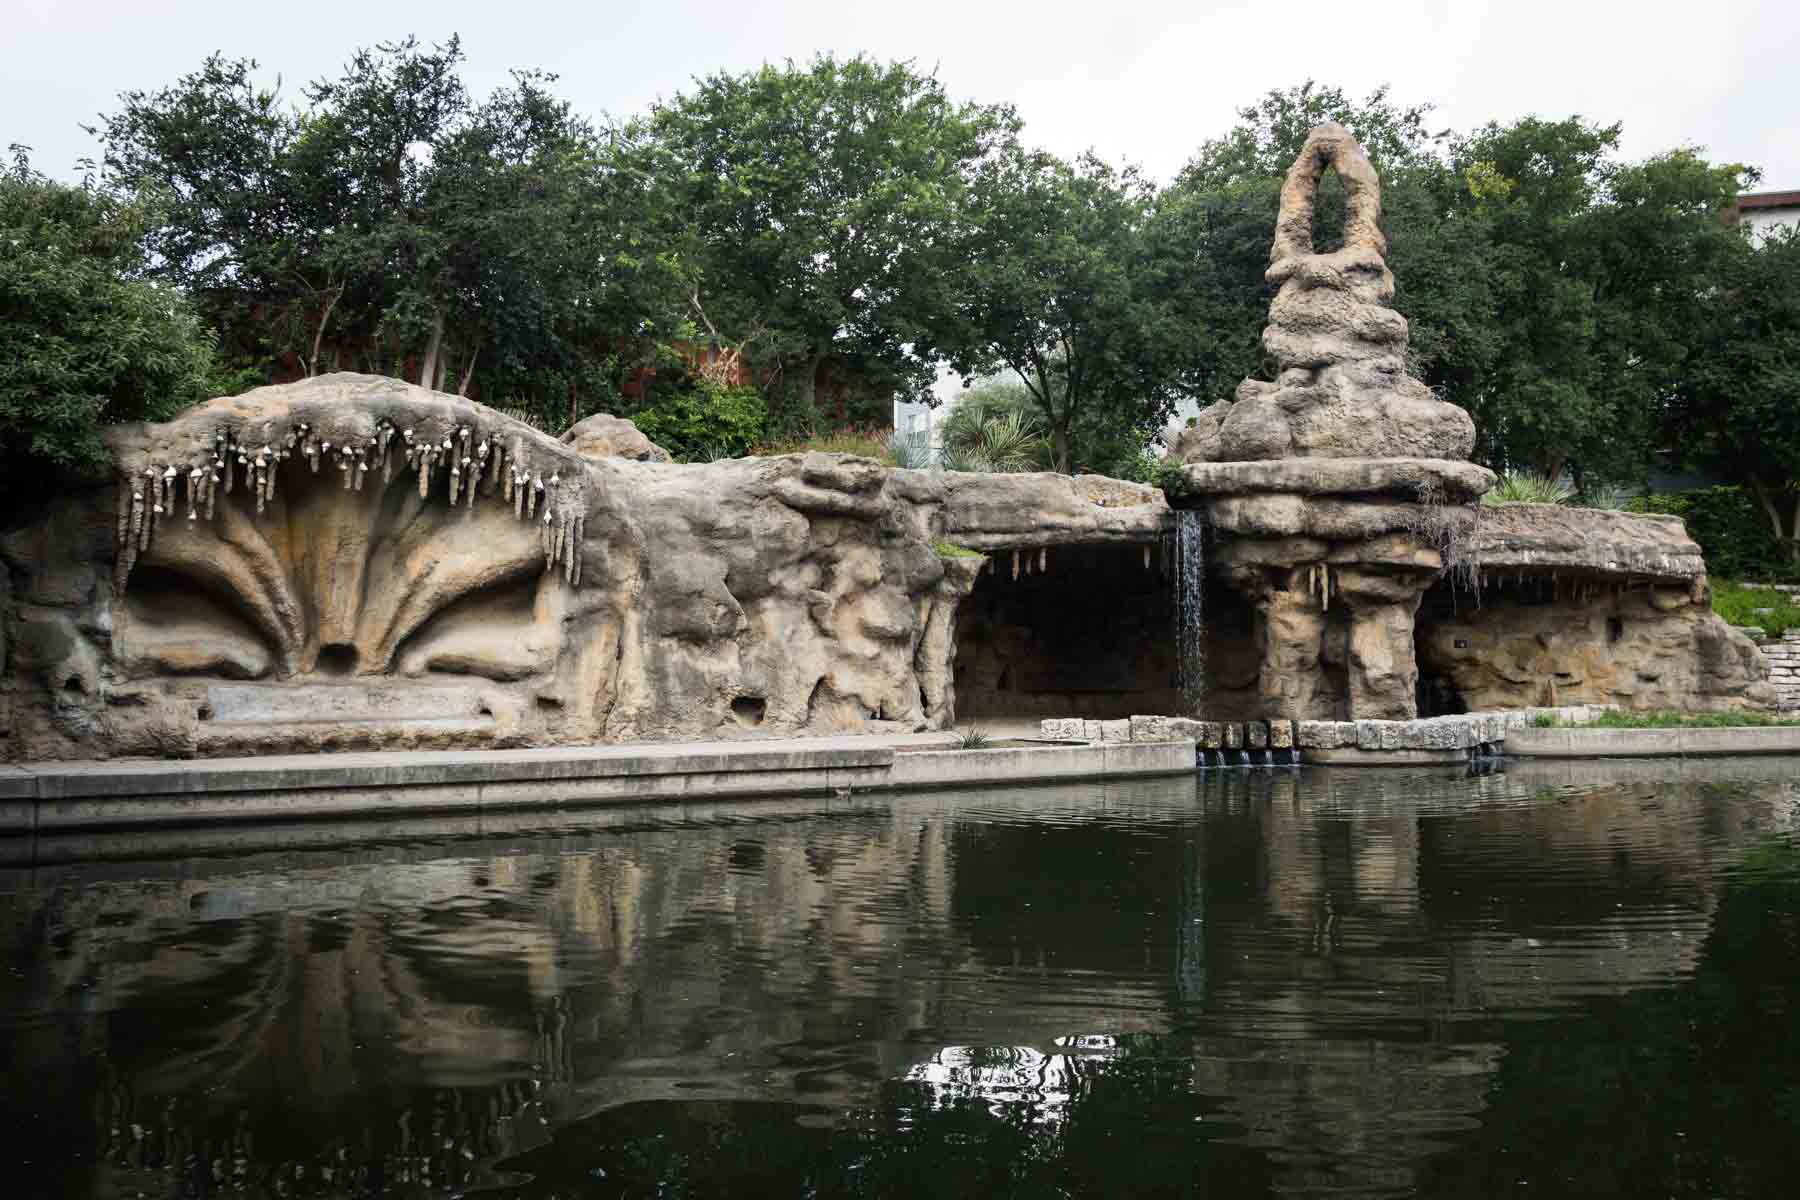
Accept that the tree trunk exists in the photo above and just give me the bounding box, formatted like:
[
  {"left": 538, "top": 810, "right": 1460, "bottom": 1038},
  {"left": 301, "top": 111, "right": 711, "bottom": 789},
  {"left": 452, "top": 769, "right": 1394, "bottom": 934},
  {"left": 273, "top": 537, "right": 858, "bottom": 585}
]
[
  {"left": 1745, "top": 474, "right": 1799, "bottom": 568},
  {"left": 458, "top": 342, "right": 480, "bottom": 397},
  {"left": 418, "top": 309, "right": 446, "bottom": 390},
  {"left": 794, "top": 351, "right": 825, "bottom": 424},
  {"left": 1051, "top": 423, "right": 1071, "bottom": 474},
  {"left": 304, "top": 283, "right": 343, "bottom": 378}
]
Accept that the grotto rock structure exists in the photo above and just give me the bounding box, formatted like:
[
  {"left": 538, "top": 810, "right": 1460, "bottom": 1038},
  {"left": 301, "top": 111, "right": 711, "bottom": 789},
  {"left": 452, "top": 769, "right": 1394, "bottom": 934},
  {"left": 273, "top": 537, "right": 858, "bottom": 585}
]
[
  {"left": 1173, "top": 124, "right": 1495, "bottom": 720},
  {"left": 1168, "top": 123, "right": 1770, "bottom": 721},
  {"left": 0, "top": 125, "right": 1775, "bottom": 762},
  {"left": 0, "top": 374, "right": 1169, "bottom": 760}
]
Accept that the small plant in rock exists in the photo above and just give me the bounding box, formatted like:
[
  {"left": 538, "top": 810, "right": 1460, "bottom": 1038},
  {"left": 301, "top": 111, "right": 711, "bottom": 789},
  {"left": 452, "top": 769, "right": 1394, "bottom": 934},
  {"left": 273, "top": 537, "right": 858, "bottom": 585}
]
[
  {"left": 932, "top": 540, "right": 983, "bottom": 559},
  {"left": 1482, "top": 471, "right": 1575, "bottom": 505},
  {"left": 956, "top": 726, "right": 991, "bottom": 749}
]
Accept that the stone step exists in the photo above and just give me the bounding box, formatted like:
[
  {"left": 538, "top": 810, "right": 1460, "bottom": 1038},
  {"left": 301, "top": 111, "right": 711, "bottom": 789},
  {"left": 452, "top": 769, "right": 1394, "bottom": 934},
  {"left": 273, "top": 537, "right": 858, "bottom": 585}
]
[{"left": 204, "top": 681, "right": 499, "bottom": 725}]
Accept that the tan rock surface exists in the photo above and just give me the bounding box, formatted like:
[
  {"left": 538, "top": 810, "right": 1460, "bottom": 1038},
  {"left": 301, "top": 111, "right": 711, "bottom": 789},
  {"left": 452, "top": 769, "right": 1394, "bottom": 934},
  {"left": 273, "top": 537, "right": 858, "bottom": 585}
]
[{"left": 3, "top": 374, "right": 1173, "bottom": 759}]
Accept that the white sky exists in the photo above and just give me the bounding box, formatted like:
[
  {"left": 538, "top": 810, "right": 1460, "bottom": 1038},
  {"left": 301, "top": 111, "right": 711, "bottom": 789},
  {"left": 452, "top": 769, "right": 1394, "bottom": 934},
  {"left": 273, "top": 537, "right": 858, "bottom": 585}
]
[{"left": 8, "top": 0, "right": 1798, "bottom": 189}]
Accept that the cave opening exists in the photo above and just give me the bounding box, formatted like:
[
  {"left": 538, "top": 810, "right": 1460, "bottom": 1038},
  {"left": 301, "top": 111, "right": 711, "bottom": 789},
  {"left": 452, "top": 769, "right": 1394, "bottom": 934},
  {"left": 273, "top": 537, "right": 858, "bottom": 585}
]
[{"left": 951, "top": 542, "right": 1180, "bottom": 722}]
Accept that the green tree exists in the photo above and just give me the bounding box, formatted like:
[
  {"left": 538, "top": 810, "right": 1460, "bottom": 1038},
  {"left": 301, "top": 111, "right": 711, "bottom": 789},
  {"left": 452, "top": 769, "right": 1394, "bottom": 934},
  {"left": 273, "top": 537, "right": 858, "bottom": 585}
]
[
  {"left": 1669, "top": 226, "right": 1800, "bottom": 567},
  {"left": 91, "top": 38, "right": 678, "bottom": 428},
  {"left": 935, "top": 149, "right": 1203, "bottom": 473},
  {"left": 0, "top": 149, "right": 229, "bottom": 513},
  {"left": 626, "top": 55, "right": 1019, "bottom": 430}
]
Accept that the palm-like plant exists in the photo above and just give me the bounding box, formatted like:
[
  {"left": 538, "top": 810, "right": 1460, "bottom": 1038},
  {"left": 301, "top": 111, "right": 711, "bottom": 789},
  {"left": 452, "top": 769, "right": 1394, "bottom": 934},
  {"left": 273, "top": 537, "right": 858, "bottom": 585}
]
[
  {"left": 1482, "top": 471, "right": 1576, "bottom": 505},
  {"left": 939, "top": 385, "right": 1052, "bottom": 473}
]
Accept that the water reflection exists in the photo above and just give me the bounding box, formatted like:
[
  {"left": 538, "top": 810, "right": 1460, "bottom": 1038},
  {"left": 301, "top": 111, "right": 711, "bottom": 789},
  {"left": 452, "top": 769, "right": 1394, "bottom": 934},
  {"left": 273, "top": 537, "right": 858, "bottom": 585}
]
[{"left": 1, "top": 763, "right": 1797, "bottom": 1197}]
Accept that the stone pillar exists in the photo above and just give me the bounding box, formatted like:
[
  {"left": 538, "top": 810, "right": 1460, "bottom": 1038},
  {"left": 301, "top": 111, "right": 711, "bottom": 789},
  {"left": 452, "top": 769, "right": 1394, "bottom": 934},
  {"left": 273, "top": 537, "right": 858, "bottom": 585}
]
[
  {"left": 1336, "top": 567, "right": 1431, "bottom": 720},
  {"left": 1256, "top": 579, "right": 1327, "bottom": 720}
]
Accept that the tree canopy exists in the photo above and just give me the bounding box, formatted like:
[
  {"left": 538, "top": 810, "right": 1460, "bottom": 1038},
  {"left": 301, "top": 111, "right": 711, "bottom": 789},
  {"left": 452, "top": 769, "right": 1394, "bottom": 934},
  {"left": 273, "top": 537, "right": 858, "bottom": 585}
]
[
  {"left": 20, "top": 46, "right": 1792, "bottom": 569},
  {"left": 0, "top": 149, "right": 230, "bottom": 512},
  {"left": 623, "top": 54, "right": 1019, "bottom": 432}
]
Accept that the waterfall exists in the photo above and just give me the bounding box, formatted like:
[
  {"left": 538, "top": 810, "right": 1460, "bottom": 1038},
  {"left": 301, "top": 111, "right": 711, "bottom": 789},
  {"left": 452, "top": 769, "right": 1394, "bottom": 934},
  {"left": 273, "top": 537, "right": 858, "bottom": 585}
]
[{"left": 1171, "top": 509, "right": 1206, "bottom": 714}]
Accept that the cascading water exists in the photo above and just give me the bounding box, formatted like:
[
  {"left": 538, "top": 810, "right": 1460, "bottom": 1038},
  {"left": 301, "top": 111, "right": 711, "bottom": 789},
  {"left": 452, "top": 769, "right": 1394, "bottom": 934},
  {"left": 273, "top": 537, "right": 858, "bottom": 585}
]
[{"left": 1170, "top": 509, "right": 1207, "bottom": 715}]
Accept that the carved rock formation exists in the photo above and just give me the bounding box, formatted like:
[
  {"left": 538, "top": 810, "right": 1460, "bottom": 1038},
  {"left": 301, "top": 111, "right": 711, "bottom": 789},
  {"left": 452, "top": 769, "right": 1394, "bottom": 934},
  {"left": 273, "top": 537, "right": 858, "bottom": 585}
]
[
  {"left": 1167, "top": 124, "right": 1499, "bottom": 721},
  {"left": 1416, "top": 505, "right": 1774, "bottom": 713},
  {"left": 1, "top": 374, "right": 1170, "bottom": 760},
  {"left": 1174, "top": 123, "right": 1476, "bottom": 466}
]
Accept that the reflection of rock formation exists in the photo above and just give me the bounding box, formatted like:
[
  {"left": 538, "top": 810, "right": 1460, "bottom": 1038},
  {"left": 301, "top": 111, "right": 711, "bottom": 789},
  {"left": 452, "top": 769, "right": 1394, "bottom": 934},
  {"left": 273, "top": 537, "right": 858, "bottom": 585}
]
[
  {"left": 1173, "top": 125, "right": 1493, "bottom": 721},
  {"left": 1, "top": 374, "right": 1169, "bottom": 759},
  {"left": 4, "top": 767, "right": 1790, "bottom": 1196}
]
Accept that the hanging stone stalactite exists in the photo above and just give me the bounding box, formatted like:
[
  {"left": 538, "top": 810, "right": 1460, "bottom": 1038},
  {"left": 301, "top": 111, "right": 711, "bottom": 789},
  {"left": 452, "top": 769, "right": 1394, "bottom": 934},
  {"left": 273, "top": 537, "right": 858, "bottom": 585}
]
[{"left": 113, "top": 409, "right": 593, "bottom": 590}]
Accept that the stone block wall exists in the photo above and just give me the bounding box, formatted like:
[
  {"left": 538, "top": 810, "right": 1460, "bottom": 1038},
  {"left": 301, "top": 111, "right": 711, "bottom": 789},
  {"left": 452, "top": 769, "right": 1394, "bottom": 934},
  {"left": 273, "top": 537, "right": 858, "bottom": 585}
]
[{"left": 1761, "top": 632, "right": 1800, "bottom": 711}]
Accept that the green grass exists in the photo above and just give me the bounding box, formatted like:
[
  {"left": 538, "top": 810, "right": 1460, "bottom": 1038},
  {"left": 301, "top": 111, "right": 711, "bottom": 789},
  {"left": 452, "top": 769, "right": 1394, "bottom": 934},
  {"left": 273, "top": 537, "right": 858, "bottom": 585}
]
[
  {"left": 1711, "top": 581, "right": 1800, "bottom": 637},
  {"left": 932, "top": 540, "right": 983, "bottom": 559},
  {"left": 1538, "top": 709, "right": 1800, "bottom": 729},
  {"left": 750, "top": 424, "right": 897, "bottom": 463},
  {"left": 955, "top": 726, "right": 991, "bottom": 749}
]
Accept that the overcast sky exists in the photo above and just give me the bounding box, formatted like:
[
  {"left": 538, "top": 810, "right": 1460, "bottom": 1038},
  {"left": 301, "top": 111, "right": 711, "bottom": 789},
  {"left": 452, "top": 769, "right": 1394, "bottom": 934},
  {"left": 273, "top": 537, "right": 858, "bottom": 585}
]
[{"left": 9, "top": 0, "right": 1798, "bottom": 190}]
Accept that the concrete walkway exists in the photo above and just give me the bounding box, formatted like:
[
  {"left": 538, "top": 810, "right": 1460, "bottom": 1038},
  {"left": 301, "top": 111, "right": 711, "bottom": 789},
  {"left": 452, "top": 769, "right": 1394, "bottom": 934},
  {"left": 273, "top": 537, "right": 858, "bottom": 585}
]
[
  {"left": 1, "top": 731, "right": 1194, "bottom": 834},
  {"left": 1506, "top": 725, "right": 1800, "bottom": 758}
]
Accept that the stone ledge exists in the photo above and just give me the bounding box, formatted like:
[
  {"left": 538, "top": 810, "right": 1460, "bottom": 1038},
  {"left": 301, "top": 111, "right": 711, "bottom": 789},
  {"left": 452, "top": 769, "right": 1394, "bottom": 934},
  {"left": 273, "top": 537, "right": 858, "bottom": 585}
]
[
  {"left": 1297, "top": 707, "right": 1608, "bottom": 752},
  {"left": 1303, "top": 746, "right": 1469, "bottom": 765},
  {"left": 1180, "top": 457, "right": 1494, "bottom": 502},
  {"left": 1505, "top": 725, "right": 1800, "bottom": 758},
  {"left": 890, "top": 741, "right": 1194, "bottom": 789},
  {"left": 1, "top": 735, "right": 1197, "bottom": 833}
]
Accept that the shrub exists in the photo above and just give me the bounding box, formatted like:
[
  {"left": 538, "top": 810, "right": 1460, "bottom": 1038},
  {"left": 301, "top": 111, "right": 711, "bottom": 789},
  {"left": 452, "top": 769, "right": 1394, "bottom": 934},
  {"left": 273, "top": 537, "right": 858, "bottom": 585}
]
[
  {"left": 1630, "top": 487, "right": 1798, "bottom": 582},
  {"left": 1482, "top": 471, "right": 1575, "bottom": 505},
  {"left": 939, "top": 389, "right": 1051, "bottom": 473},
  {"left": 1125, "top": 455, "right": 1193, "bottom": 502},
  {"left": 751, "top": 424, "right": 897, "bottom": 462},
  {"left": 1, "top": 158, "right": 233, "bottom": 513},
  {"left": 629, "top": 381, "right": 767, "bottom": 463},
  {"left": 932, "top": 540, "right": 982, "bottom": 559}
]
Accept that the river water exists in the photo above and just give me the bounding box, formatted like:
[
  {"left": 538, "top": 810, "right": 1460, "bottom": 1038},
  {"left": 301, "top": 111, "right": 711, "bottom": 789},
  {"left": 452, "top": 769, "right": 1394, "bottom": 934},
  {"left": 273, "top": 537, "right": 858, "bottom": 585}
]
[{"left": 3, "top": 760, "right": 1799, "bottom": 1199}]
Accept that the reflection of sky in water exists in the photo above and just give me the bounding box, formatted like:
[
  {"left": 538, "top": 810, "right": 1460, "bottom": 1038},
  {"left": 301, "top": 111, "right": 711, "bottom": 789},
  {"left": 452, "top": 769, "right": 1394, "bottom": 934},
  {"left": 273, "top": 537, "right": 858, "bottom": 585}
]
[{"left": 901, "top": 1036, "right": 1122, "bottom": 1121}]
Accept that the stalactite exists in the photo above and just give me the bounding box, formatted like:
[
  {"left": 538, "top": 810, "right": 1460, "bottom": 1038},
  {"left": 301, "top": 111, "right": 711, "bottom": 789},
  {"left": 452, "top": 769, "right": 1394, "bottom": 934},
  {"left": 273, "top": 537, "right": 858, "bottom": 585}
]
[
  {"left": 1142, "top": 544, "right": 1150, "bottom": 570},
  {"left": 116, "top": 484, "right": 131, "bottom": 546},
  {"left": 1011, "top": 550, "right": 1020, "bottom": 581},
  {"left": 133, "top": 486, "right": 149, "bottom": 552},
  {"left": 449, "top": 462, "right": 462, "bottom": 505},
  {"left": 1039, "top": 548, "right": 1047, "bottom": 573}
]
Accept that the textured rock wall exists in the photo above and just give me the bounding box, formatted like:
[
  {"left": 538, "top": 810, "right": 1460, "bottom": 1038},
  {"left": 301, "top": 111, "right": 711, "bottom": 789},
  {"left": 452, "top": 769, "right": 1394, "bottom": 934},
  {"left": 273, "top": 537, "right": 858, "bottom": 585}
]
[
  {"left": 0, "top": 374, "right": 1171, "bottom": 760},
  {"left": 1416, "top": 579, "right": 1773, "bottom": 713}
]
